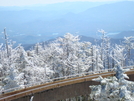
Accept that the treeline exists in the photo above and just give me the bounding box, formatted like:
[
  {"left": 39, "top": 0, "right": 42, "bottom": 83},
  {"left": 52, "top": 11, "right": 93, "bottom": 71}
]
[{"left": 0, "top": 31, "right": 134, "bottom": 91}]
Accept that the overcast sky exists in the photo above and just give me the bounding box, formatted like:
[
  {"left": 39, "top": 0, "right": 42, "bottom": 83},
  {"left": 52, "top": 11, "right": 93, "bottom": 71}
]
[{"left": 0, "top": 0, "right": 133, "bottom": 6}]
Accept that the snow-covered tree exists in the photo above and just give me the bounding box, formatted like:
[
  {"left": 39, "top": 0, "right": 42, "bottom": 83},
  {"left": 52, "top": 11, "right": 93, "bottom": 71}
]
[
  {"left": 0, "top": 31, "right": 133, "bottom": 94},
  {"left": 3, "top": 68, "right": 19, "bottom": 90},
  {"left": 90, "top": 61, "right": 134, "bottom": 101},
  {"left": 99, "top": 29, "right": 111, "bottom": 69},
  {"left": 111, "top": 44, "right": 126, "bottom": 67},
  {"left": 123, "top": 36, "right": 134, "bottom": 65},
  {"left": 92, "top": 45, "right": 104, "bottom": 71}
]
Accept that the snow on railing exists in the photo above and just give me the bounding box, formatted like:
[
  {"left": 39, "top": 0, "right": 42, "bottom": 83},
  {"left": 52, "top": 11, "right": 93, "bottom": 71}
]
[{"left": 0, "top": 66, "right": 134, "bottom": 95}]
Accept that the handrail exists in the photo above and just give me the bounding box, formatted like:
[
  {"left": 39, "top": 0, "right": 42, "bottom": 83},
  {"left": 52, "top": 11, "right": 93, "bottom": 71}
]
[
  {"left": 0, "top": 67, "right": 134, "bottom": 101},
  {"left": 0, "top": 66, "right": 133, "bottom": 95}
]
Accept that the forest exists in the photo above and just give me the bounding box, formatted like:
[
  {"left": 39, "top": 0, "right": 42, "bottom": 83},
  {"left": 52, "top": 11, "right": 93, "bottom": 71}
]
[{"left": 0, "top": 29, "right": 134, "bottom": 94}]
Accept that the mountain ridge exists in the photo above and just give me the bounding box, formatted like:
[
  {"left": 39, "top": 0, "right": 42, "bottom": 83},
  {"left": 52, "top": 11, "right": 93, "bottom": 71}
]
[{"left": 0, "top": 1, "right": 134, "bottom": 44}]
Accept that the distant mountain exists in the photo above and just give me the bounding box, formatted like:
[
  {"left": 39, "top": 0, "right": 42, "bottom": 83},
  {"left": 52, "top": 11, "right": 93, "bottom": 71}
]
[
  {"left": 79, "top": 1, "right": 134, "bottom": 31},
  {"left": 0, "top": 1, "right": 134, "bottom": 44},
  {"left": 0, "top": 1, "right": 112, "bottom": 12},
  {"left": 59, "top": 1, "right": 134, "bottom": 36},
  {"left": 22, "top": 35, "right": 124, "bottom": 50}
]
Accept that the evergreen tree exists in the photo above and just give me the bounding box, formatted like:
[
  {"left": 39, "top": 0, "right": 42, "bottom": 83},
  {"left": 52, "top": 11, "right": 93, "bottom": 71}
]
[{"left": 90, "top": 61, "right": 134, "bottom": 101}]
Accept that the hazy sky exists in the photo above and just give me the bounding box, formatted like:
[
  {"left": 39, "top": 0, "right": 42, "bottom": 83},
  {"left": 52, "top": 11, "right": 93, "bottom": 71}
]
[{"left": 0, "top": 0, "right": 133, "bottom": 6}]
